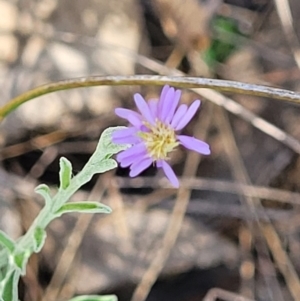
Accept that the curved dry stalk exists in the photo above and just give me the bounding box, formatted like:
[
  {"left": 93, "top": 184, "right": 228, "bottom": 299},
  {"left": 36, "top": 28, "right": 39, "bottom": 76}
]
[{"left": 1, "top": 75, "right": 300, "bottom": 122}]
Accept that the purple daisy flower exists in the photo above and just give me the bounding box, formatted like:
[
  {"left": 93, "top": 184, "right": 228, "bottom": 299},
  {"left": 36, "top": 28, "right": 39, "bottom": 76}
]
[{"left": 112, "top": 85, "right": 211, "bottom": 188}]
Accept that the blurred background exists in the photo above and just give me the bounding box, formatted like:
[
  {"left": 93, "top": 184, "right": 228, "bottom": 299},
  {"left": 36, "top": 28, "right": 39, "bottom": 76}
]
[{"left": 1, "top": 0, "right": 300, "bottom": 300}]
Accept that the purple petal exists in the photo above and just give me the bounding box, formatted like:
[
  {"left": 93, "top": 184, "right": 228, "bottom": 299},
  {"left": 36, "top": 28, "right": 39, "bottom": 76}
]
[
  {"left": 119, "top": 153, "right": 145, "bottom": 168},
  {"left": 115, "top": 108, "right": 136, "bottom": 119},
  {"left": 127, "top": 114, "right": 143, "bottom": 128},
  {"left": 170, "top": 104, "right": 188, "bottom": 129},
  {"left": 175, "top": 100, "right": 201, "bottom": 130},
  {"left": 160, "top": 87, "right": 175, "bottom": 122},
  {"left": 177, "top": 135, "right": 211, "bottom": 155},
  {"left": 156, "top": 160, "right": 163, "bottom": 168},
  {"left": 116, "top": 143, "right": 147, "bottom": 162},
  {"left": 129, "top": 157, "right": 153, "bottom": 177},
  {"left": 158, "top": 160, "right": 179, "bottom": 188},
  {"left": 112, "top": 128, "right": 140, "bottom": 145},
  {"left": 158, "top": 85, "right": 170, "bottom": 116},
  {"left": 115, "top": 108, "right": 142, "bottom": 128},
  {"left": 148, "top": 99, "right": 159, "bottom": 119},
  {"left": 134, "top": 93, "right": 155, "bottom": 125},
  {"left": 165, "top": 89, "right": 181, "bottom": 124},
  {"left": 159, "top": 85, "right": 170, "bottom": 105}
]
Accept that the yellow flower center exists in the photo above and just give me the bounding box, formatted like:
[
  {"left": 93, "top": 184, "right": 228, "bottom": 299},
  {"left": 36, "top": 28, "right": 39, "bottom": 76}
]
[{"left": 139, "top": 120, "right": 179, "bottom": 161}]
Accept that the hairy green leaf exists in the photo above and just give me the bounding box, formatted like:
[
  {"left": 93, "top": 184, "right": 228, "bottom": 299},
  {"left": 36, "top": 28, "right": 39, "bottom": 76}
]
[
  {"left": 55, "top": 202, "right": 112, "bottom": 217},
  {"left": 75, "top": 127, "right": 129, "bottom": 186},
  {"left": 90, "top": 127, "right": 129, "bottom": 164},
  {"left": 35, "top": 184, "right": 52, "bottom": 204},
  {"left": 1, "top": 270, "right": 20, "bottom": 301},
  {"left": 59, "top": 157, "right": 73, "bottom": 190},
  {"left": 13, "top": 250, "right": 30, "bottom": 275},
  {"left": 33, "top": 227, "right": 47, "bottom": 253},
  {"left": 0, "top": 231, "right": 15, "bottom": 254}
]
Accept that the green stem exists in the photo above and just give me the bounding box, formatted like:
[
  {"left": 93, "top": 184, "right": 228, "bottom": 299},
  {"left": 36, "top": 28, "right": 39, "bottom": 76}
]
[
  {"left": 15, "top": 206, "right": 52, "bottom": 252},
  {"left": 1, "top": 75, "right": 300, "bottom": 122},
  {"left": 16, "top": 164, "right": 92, "bottom": 252}
]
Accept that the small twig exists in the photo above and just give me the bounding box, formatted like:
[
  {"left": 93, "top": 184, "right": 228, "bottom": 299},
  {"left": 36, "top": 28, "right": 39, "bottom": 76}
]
[
  {"left": 274, "top": 0, "right": 300, "bottom": 69},
  {"left": 216, "top": 107, "right": 300, "bottom": 300},
  {"left": 216, "top": 107, "right": 285, "bottom": 301},
  {"left": 203, "top": 287, "right": 256, "bottom": 301},
  {"left": 115, "top": 177, "right": 300, "bottom": 206},
  {"left": 262, "top": 224, "right": 300, "bottom": 301}
]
